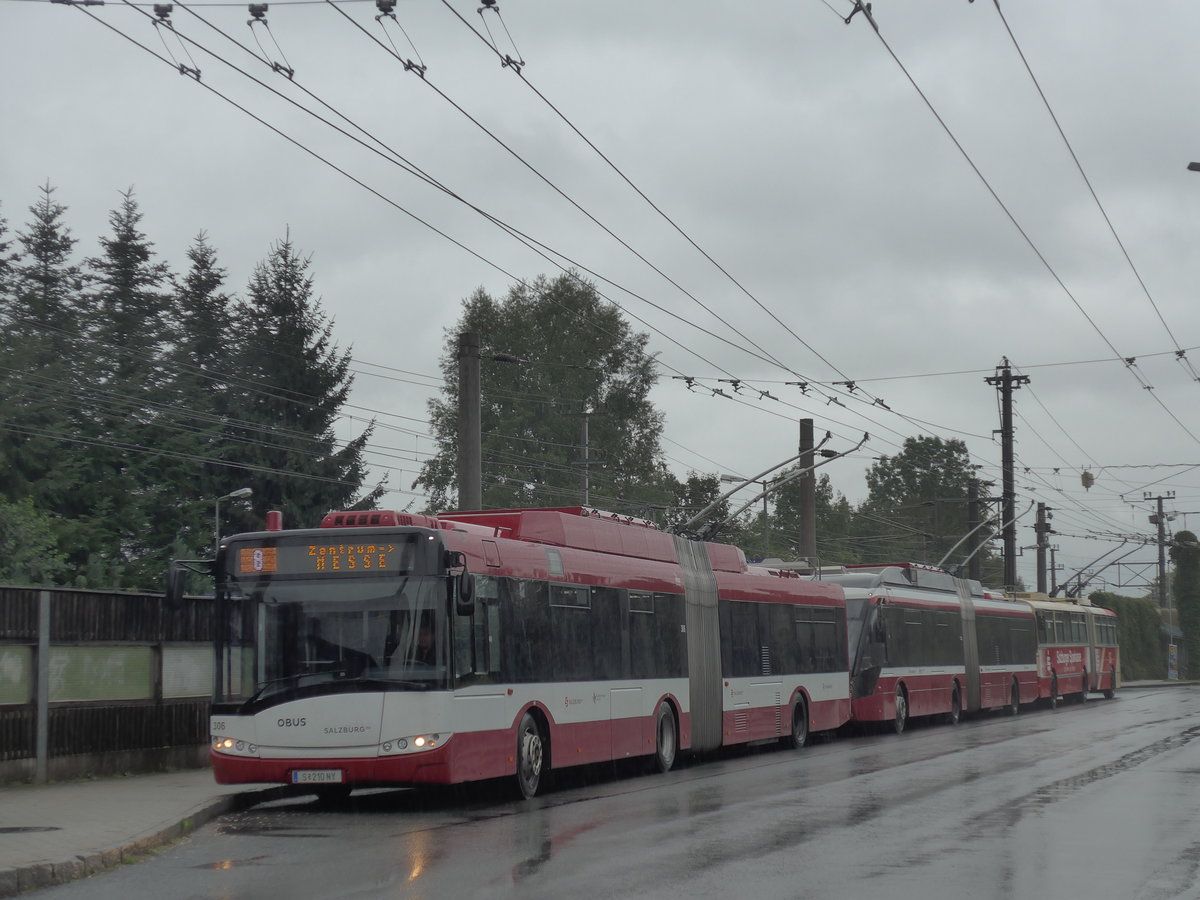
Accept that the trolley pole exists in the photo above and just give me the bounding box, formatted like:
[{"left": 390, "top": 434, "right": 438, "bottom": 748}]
[{"left": 985, "top": 359, "right": 1030, "bottom": 589}]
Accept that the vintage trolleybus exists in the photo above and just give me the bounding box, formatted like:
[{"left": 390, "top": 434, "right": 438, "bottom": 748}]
[
  {"left": 1015, "top": 593, "right": 1119, "bottom": 706},
  {"left": 194, "top": 507, "right": 850, "bottom": 798},
  {"left": 819, "top": 563, "right": 1039, "bottom": 732}
]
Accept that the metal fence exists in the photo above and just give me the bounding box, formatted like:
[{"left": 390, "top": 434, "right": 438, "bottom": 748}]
[{"left": 0, "top": 585, "right": 215, "bottom": 784}]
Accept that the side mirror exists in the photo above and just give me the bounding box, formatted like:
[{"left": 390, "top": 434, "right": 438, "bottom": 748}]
[
  {"left": 455, "top": 571, "right": 476, "bottom": 616},
  {"left": 444, "top": 550, "right": 475, "bottom": 616},
  {"left": 872, "top": 607, "right": 888, "bottom": 644}
]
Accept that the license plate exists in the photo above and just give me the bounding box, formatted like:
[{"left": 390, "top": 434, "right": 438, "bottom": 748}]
[{"left": 291, "top": 769, "right": 344, "bottom": 784}]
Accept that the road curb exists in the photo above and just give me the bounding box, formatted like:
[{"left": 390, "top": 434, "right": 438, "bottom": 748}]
[
  {"left": 0, "top": 785, "right": 290, "bottom": 898},
  {"left": 1123, "top": 680, "right": 1199, "bottom": 689}
]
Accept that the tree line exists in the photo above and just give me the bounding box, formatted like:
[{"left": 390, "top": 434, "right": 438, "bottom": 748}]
[
  {"left": 1, "top": 187, "right": 1001, "bottom": 590},
  {"left": 0, "top": 185, "right": 380, "bottom": 589}
]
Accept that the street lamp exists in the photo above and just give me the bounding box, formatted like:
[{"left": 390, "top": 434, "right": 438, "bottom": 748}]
[
  {"left": 721, "top": 474, "right": 771, "bottom": 559},
  {"left": 456, "top": 331, "right": 527, "bottom": 511},
  {"left": 214, "top": 487, "right": 253, "bottom": 554}
]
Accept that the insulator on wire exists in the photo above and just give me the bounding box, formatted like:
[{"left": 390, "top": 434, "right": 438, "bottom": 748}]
[
  {"left": 477, "top": 0, "right": 524, "bottom": 71},
  {"left": 153, "top": 4, "right": 173, "bottom": 20},
  {"left": 248, "top": 3, "right": 268, "bottom": 22}
]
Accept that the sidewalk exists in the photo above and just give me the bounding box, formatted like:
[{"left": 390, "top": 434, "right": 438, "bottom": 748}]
[{"left": 0, "top": 768, "right": 285, "bottom": 897}]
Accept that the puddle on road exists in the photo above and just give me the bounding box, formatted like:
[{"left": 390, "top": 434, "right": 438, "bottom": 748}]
[
  {"left": 216, "top": 822, "right": 332, "bottom": 839},
  {"left": 194, "top": 855, "right": 272, "bottom": 870}
]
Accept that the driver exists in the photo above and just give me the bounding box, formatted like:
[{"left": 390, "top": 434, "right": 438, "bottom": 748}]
[{"left": 410, "top": 619, "right": 436, "bottom": 666}]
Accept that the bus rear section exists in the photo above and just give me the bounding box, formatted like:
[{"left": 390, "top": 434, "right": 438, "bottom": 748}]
[
  {"left": 716, "top": 568, "right": 850, "bottom": 748},
  {"left": 822, "top": 564, "right": 1037, "bottom": 733}
]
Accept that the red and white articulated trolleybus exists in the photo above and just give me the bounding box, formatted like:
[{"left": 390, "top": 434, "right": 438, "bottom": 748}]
[
  {"left": 195, "top": 507, "right": 850, "bottom": 799},
  {"left": 818, "top": 563, "right": 1038, "bottom": 733},
  {"left": 1016, "top": 594, "right": 1119, "bottom": 706}
]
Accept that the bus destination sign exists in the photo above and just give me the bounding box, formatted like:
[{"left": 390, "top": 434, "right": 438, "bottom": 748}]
[{"left": 234, "top": 539, "right": 410, "bottom": 577}]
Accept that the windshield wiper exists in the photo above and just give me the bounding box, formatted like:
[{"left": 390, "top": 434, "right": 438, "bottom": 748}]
[{"left": 247, "top": 671, "right": 332, "bottom": 702}]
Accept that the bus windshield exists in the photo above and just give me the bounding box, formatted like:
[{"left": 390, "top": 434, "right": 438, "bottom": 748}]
[{"left": 232, "top": 575, "right": 449, "bottom": 701}]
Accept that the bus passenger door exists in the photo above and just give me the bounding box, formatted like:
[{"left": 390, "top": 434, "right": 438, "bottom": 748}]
[{"left": 449, "top": 578, "right": 511, "bottom": 782}]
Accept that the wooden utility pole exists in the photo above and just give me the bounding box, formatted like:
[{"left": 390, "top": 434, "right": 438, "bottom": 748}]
[
  {"left": 798, "top": 418, "right": 816, "bottom": 560},
  {"left": 1146, "top": 491, "right": 1175, "bottom": 609},
  {"left": 457, "top": 332, "right": 482, "bottom": 511},
  {"left": 1035, "top": 503, "right": 1054, "bottom": 593},
  {"left": 967, "top": 478, "right": 982, "bottom": 581}
]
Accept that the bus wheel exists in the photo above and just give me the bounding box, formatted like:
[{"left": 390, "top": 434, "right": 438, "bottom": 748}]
[
  {"left": 1104, "top": 669, "right": 1116, "bottom": 700},
  {"left": 893, "top": 688, "right": 908, "bottom": 735},
  {"left": 516, "top": 712, "right": 546, "bottom": 799},
  {"left": 783, "top": 696, "right": 809, "bottom": 749},
  {"left": 1049, "top": 675, "right": 1058, "bottom": 710},
  {"left": 1007, "top": 679, "right": 1019, "bottom": 716},
  {"left": 945, "top": 686, "right": 962, "bottom": 726},
  {"left": 1078, "top": 671, "right": 1089, "bottom": 704},
  {"left": 651, "top": 701, "right": 678, "bottom": 773}
]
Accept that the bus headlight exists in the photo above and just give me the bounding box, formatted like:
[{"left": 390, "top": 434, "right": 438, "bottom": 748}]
[
  {"left": 212, "top": 736, "right": 259, "bottom": 757},
  {"left": 381, "top": 733, "right": 451, "bottom": 754}
]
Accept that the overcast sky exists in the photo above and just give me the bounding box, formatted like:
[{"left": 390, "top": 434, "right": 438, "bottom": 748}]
[{"left": 4, "top": 0, "right": 1200, "bottom": 592}]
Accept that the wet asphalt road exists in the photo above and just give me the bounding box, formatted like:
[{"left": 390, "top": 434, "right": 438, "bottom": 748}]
[{"left": 30, "top": 686, "right": 1200, "bottom": 899}]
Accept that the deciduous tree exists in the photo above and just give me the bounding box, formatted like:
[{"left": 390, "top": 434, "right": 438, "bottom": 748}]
[{"left": 417, "top": 273, "right": 668, "bottom": 515}]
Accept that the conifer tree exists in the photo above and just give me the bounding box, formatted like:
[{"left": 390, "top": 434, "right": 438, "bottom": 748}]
[
  {"left": 157, "top": 233, "right": 239, "bottom": 562},
  {"left": 71, "top": 189, "right": 174, "bottom": 586},
  {"left": 0, "top": 186, "right": 83, "bottom": 534},
  {"left": 223, "top": 234, "right": 382, "bottom": 533}
]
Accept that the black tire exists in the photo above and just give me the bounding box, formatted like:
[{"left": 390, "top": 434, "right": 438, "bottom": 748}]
[
  {"left": 893, "top": 687, "right": 908, "bottom": 735},
  {"left": 1104, "top": 668, "right": 1116, "bottom": 700},
  {"left": 1049, "top": 675, "right": 1058, "bottom": 710},
  {"left": 1007, "top": 679, "right": 1019, "bottom": 716},
  {"left": 651, "top": 701, "right": 678, "bottom": 773},
  {"left": 945, "top": 686, "right": 962, "bottom": 726},
  {"left": 783, "top": 696, "right": 810, "bottom": 749},
  {"left": 515, "top": 711, "right": 546, "bottom": 799}
]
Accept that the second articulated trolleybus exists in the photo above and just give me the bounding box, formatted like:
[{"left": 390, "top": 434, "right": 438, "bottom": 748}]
[
  {"left": 200, "top": 506, "right": 850, "bottom": 798},
  {"left": 819, "top": 563, "right": 1040, "bottom": 733}
]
